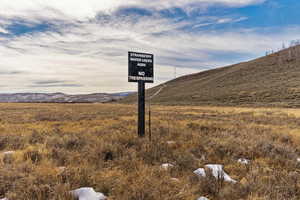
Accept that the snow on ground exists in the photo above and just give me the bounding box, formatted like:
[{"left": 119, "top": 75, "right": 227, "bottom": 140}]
[
  {"left": 238, "top": 158, "right": 250, "bottom": 165},
  {"left": 170, "top": 178, "right": 180, "bottom": 182},
  {"left": 71, "top": 187, "right": 107, "bottom": 200},
  {"left": 2, "top": 151, "right": 15, "bottom": 164},
  {"left": 206, "top": 164, "right": 237, "bottom": 183},
  {"left": 161, "top": 163, "right": 174, "bottom": 170},
  {"left": 297, "top": 158, "right": 300, "bottom": 163},
  {"left": 197, "top": 197, "right": 209, "bottom": 200},
  {"left": 194, "top": 164, "right": 237, "bottom": 183},
  {"left": 166, "top": 141, "right": 176, "bottom": 145},
  {"left": 3, "top": 151, "right": 15, "bottom": 155},
  {"left": 58, "top": 166, "right": 66, "bottom": 172},
  {"left": 194, "top": 168, "right": 206, "bottom": 177}
]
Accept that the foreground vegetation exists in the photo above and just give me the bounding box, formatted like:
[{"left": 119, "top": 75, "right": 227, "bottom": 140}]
[{"left": 0, "top": 103, "right": 300, "bottom": 199}]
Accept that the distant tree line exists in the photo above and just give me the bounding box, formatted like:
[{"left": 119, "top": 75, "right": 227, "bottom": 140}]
[
  {"left": 265, "top": 39, "right": 300, "bottom": 56},
  {"left": 265, "top": 39, "right": 300, "bottom": 64}
]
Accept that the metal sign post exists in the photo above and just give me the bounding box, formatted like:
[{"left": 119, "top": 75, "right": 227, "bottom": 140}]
[
  {"left": 138, "top": 81, "right": 145, "bottom": 137},
  {"left": 128, "top": 52, "right": 154, "bottom": 137}
]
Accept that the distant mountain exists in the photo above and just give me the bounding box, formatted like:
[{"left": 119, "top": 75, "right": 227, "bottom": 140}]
[
  {"left": 123, "top": 45, "right": 300, "bottom": 107},
  {"left": 0, "top": 92, "right": 133, "bottom": 103}
]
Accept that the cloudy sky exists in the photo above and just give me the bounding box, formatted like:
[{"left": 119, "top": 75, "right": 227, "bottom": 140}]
[{"left": 0, "top": 0, "right": 299, "bottom": 94}]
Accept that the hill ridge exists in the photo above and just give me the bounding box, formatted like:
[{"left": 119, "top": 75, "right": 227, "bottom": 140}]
[
  {"left": 0, "top": 92, "right": 133, "bottom": 103},
  {"left": 123, "top": 45, "right": 300, "bottom": 107}
]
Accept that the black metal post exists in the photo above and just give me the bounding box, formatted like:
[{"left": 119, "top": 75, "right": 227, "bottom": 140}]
[
  {"left": 149, "top": 103, "right": 151, "bottom": 141},
  {"left": 138, "top": 81, "right": 145, "bottom": 137}
]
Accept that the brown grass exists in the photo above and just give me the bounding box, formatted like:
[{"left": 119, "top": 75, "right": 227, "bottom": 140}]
[{"left": 0, "top": 103, "right": 300, "bottom": 199}]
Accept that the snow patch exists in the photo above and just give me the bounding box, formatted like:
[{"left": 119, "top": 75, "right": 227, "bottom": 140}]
[
  {"left": 197, "top": 197, "right": 209, "bottom": 200},
  {"left": 166, "top": 141, "right": 176, "bottom": 145},
  {"left": 57, "top": 166, "right": 66, "bottom": 174},
  {"left": 238, "top": 158, "right": 250, "bottom": 165},
  {"left": 161, "top": 163, "right": 174, "bottom": 170},
  {"left": 2, "top": 151, "right": 15, "bottom": 164},
  {"left": 58, "top": 166, "right": 66, "bottom": 171},
  {"left": 170, "top": 178, "right": 180, "bottom": 182},
  {"left": 194, "top": 168, "right": 206, "bottom": 177},
  {"left": 71, "top": 187, "right": 107, "bottom": 200},
  {"left": 297, "top": 158, "right": 300, "bottom": 163},
  {"left": 206, "top": 165, "right": 237, "bottom": 183},
  {"left": 194, "top": 164, "right": 237, "bottom": 183},
  {"left": 3, "top": 151, "right": 15, "bottom": 155}
]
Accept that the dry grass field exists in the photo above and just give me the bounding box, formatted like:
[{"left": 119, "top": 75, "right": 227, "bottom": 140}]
[{"left": 0, "top": 103, "right": 300, "bottom": 199}]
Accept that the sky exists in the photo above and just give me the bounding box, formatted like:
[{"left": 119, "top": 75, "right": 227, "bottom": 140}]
[{"left": 0, "top": 0, "right": 299, "bottom": 94}]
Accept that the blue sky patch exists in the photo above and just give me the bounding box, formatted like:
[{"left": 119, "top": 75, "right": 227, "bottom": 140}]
[{"left": 6, "top": 21, "right": 53, "bottom": 36}]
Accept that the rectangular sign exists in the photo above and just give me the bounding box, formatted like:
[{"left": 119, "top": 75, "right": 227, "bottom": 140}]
[{"left": 128, "top": 51, "right": 154, "bottom": 83}]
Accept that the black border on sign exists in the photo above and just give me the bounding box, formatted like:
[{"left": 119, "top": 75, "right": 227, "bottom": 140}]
[{"left": 128, "top": 51, "right": 154, "bottom": 83}]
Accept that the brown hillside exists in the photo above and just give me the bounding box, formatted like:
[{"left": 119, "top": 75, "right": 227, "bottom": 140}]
[{"left": 123, "top": 45, "right": 300, "bottom": 107}]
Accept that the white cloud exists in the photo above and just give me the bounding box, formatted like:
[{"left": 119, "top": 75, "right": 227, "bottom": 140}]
[
  {"left": 0, "top": 0, "right": 265, "bottom": 20},
  {"left": 0, "top": 11, "right": 298, "bottom": 94},
  {"left": 1, "top": 0, "right": 295, "bottom": 94}
]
